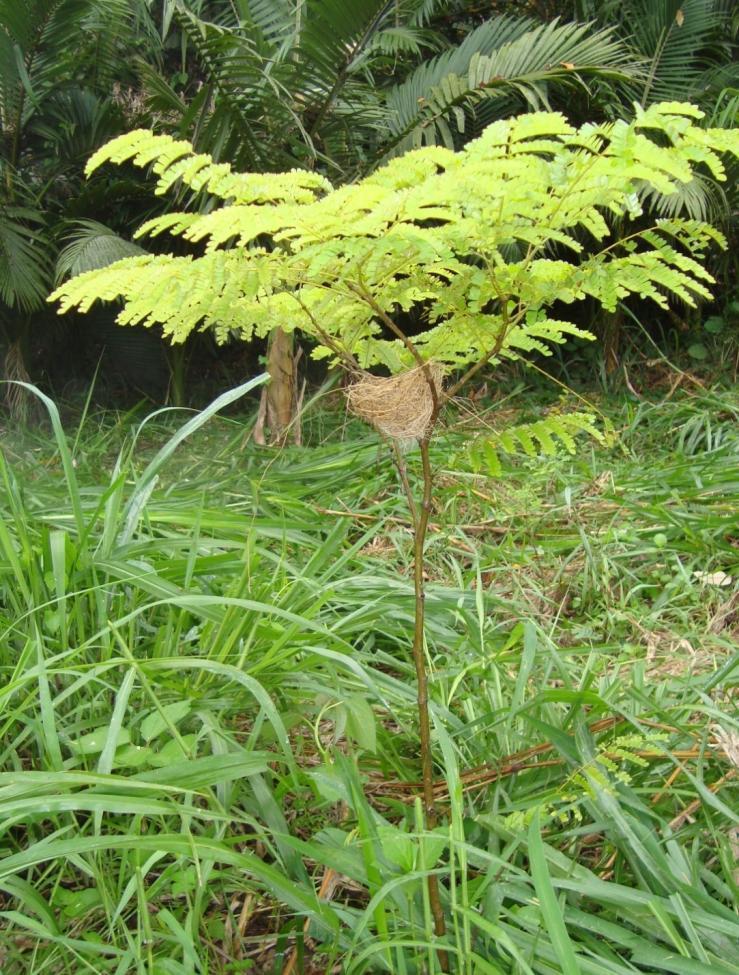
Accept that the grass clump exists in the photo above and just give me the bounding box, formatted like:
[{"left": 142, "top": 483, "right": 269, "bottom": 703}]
[{"left": 0, "top": 381, "right": 737, "bottom": 973}]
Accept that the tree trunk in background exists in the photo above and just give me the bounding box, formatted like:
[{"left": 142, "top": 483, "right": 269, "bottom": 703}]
[
  {"left": 3, "top": 337, "right": 33, "bottom": 423},
  {"left": 166, "top": 344, "right": 187, "bottom": 407},
  {"left": 600, "top": 308, "right": 623, "bottom": 376},
  {"left": 254, "top": 327, "right": 299, "bottom": 446}
]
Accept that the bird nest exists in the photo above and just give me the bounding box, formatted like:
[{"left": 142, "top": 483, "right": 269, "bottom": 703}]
[{"left": 345, "top": 363, "right": 444, "bottom": 441}]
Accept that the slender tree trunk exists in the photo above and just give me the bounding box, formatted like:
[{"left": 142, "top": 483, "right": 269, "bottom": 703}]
[
  {"left": 412, "top": 437, "right": 448, "bottom": 968},
  {"left": 3, "top": 318, "right": 37, "bottom": 424}
]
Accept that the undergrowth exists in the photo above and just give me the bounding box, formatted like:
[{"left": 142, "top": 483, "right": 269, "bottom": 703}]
[{"left": 0, "top": 381, "right": 737, "bottom": 974}]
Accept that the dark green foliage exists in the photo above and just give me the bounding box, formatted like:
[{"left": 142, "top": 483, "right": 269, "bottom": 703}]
[
  {"left": 158, "top": 0, "right": 638, "bottom": 175},
  {"left": 0, "top": 0, "right": 143, "bottom": 312}
]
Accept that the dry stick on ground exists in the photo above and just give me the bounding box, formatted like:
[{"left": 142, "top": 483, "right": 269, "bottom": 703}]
[
  {"left": 281, "top": 867, "right": 341, "bottom": 975},
  {"left": 651, "top": 764, "right": 684, "bottom": 805},
  {"left": 371, "top": 748, "right": 719, "bottom": 804},
  {"left": 281, "top": 802, "right": 350, "bottom": 975},
  {"left": 668, "top": 771, "right": 736, "bottom": 830},
  {"left": 599, "top": 850, "right": 619, "bottom": 882},
  {"left": 369, "top": 716, "right": 719, "bottom": 800}
]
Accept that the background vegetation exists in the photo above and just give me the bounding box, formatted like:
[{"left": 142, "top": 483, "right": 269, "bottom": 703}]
[{"left": 1, "top": 0, "right": 737, "bottom": 407}]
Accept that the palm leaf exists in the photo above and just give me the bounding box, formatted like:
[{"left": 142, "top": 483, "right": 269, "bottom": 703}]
[
  {"left": 168, "top": 0, "right": 392, "bottom": 173},
  {"left": 30, "top": 89, "right": 121, "bottom": 171},
  {"left": 707, "top": 87, "right": 739, "bottom": 127},
  {"left": 1, "top": 1, "right": 99, "bottom": 119},
  {"left": 137, "top": 57, "right": 189, "bottom": 121},
  {"left": 638, "top": 0, "right": 729, "bottom": 105},
  {"left": 365, "top": 25, "right": 444, "bottom": 57},
  {"left": 55, "top": 220, "right": 146, "bottom": 284},
  {"left": 641, "top": 172, "right": 730, "bottom": 223},
  {"left": 244, "top": 0, "right": 297, "bottom": 49},
  {"left": 404, "top": 0, "right": 455, "bottom": 28},
  {"left": 618, "top": 0, "right": 735, "bottom": 106},
  {"left": 172, "top": 4, "right": 299, "bottom": 169},
  {"left": 0, "top": 205, "right": 52, "bottom": 312},
  {"left": 291, "top": 0, "right": 398, "bottom": 142},
  {"left": 381, "top": 17, "right": 639, "bottom": 156},
  {"left": 82, "top": 0, "right": 161, "bottom": 91},
  {"left": 0, "top": 0, "right": 143, "bottom": 167}
]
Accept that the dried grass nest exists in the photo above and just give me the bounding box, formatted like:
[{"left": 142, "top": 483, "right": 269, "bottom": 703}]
[{"left": 345, "top": 363, "right": 444, "bottom": 441}]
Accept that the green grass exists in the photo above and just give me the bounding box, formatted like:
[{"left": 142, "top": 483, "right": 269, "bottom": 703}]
[{"left": 0, "top": 379, "right": 737, "bottom": 974}]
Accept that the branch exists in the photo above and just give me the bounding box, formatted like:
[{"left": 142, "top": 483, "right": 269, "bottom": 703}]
[
  {"left": 444, "top": 303, "right": 526, "bottom": 401},
  {"left": 349, "top": 274, "right": 441, "bottom": 419},
  {"left": 291, "top": 293, "right": 361, "bottom": 374},
  {"left": 391, "top": 440, "right": 418, "bottom": 528}
]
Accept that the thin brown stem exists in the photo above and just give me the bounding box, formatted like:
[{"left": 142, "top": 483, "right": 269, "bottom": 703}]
[
  {"left": 353, "top": 282, "right": 424, "bottom": 365},
  {"left": 291, "top": 294, "right": 361, "bottom": 374},
  {"left": 444, "top": 307, "right": 524, "bottom": 402},
  {"left": 320, "top": 268, "right": 450, "bottom": 957},
  {"left": 412, "top": 435, "right": 447, "bottom": 964},
  {"left": 392, "top": 440, "right": 418, "bottom": 527}
]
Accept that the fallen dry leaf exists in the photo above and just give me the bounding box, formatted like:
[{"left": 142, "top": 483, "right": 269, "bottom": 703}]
[{"left": 693, "top": 570, "right": 733, "bottom": 587}]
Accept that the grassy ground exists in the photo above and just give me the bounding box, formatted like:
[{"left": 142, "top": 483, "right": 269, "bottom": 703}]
[{"left": 0, "top": 378, "right": 737, "bottom": 974}]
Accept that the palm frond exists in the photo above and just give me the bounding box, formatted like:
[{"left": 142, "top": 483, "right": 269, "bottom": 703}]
[
  {"left": 80, "top": 0, "right": 158, "bottom": 90},
  {"left": 0, "top": 205, "right": 52, "bottom": 312},
  {"left": 573, "top": 0, "right": 622, "bottom": 24},
  {"left": 136, "top": 58, "right": 188, "bottom": 120},
  {"left": 172, "top": 5, "right": 288, "bottom": 168},
  {"left": 55, "top": 220, "right": 145, "bottom": 284},
  {"left": 244, "top": 0, "right": 297, "bottom": 50},
  {"left": 381, "top": 17, "right": 638, "bottom": 156},
  {"left": 5, "top": 0, "right": 100, "bottom": 109},
  {"left": 169, "top": 1, "right": 392, "bottom": 173},
  {"left": 366, "top": 25, "right": 443, "bottom": 57},
  {"left": 293, "top": 0, "right": 395, "bottom": 129},
  {"left": 0, "top": 0, "right": 143, "bottom": 165},
  {"left": 625, "top": 0, "right": 734, "bottom": 106},
  {"left": 405, "top": 0, "right": 456, "bottom": 28},
  {"left": 0, "top": 23, "right": 23, "bottom": 134},
  {"left": 30, "top": 89, "right": 122, "bottom": 170},
  {"left": 706, "top": 86, "right": 739, "bottom": 126},
  {"left": 391, "top": 12, "right": 537, "bottom": 88},
  {"left": 641, "top": 172, "right": 729, "bottom": 223}
]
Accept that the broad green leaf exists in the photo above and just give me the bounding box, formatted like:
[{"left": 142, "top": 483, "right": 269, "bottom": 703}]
[
  {"left": 528, "top": 809, "right": 582, "bottom": 975},
  {"left": 140, "top": 701, "right": 192, "bottom": 742}
]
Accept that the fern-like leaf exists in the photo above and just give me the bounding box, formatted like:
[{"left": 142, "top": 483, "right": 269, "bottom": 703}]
[
  {"left": 85, "top": 129, "right": 332, "bottom": 204},
  {"left": 479, "top": 412, "right": 605, "bottom": 475},
  {"left": 50, "top": 105, "right": 739, "bottom": 379}
]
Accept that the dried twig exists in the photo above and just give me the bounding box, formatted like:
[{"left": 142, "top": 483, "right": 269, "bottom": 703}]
[
  {"left": 668, "top": 771, "right": 735, "bottom": 830},
  {"left": 368, "top": 717, "right": 725, "bottom": 804}
]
